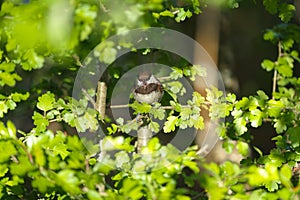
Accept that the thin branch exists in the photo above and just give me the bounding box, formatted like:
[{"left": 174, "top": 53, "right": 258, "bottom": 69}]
[
  {"left": 272, "top": 42, "right": 282, "bottom": 99},
  {"left": 272, "top": 69, "right": 277, "bottom": 99},
  {"left": 109, "top": 104, "right": 193, "bottom": 109},
  {"left": 158, "top": 76, "right": 172, "bottom": 81},
  {"left": 82, "top": 88, "right": 96, "bottom": 108},
  {"left": 72, "top": 54, "right": 85, "bottom": 68},
  {"left": 99, "top": 0, "right": 109, "bottom": 12},
  {"left": 109, "top": 104, "right": 130, "bottom": 109},
  {"left": 172, "top": 10, "right": 180, "bottom": 15}
]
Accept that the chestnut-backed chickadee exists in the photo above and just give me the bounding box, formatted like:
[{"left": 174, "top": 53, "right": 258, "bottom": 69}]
[{"left": 133, "top": 71, "right": 163, "bottom": 104}]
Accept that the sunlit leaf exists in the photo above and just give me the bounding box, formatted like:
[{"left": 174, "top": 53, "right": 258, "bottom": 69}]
[
  {"left": 163, "top": 116, "right": 178, "bottom": 133},
  {"left": 37, "top": 92, "right": 55, "bottom": 112}
]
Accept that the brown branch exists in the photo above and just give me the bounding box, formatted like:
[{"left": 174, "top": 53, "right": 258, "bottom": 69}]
[
  {"left": 272, "top": 42, "right": 282, "bottom": 99},
  {"left": 109, "top": 104, "right": 193, "bottom": 109}
]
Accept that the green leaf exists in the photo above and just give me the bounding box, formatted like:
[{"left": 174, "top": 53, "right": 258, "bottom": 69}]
[
  {"left": 149, "top": 121, "right": 160, "bottom": 133},
  {"left": 278, "top": 3, "right": 295, "bottom": 23},
  {"left": 149, "top": 107, "right": 166, "bottom": 120},
  {"left": 223, "top": 140, "right": 234, "bottom": 153},
  {"left": 84, "top": 109, "right": 99, "bottom": 131},
  {"left": 180, "top": 107, "right": 193, "bottom": 120},
  {"left": 257, "top": 90, "right": 269, "bottom": 100},
  {"left": 130, "top": 101, "right": 151, "bottom": 114},
  {"left": 175, "top": 8, "right": 186, "bottom": 22},
  {"left": 0, "top": 62, "right": 16, "bottom": 72},
  {"left": 87, "top": 190, "right": 102, "bottom": 200},
  {"left": 21, "top": 49, "right": 44, "bottom": 70},
  {"left": 74, "top": 116, "right": 88, "bottom": 132},
  {"left": 274, "top": 118, "right": 287, "bottom": 133},
  {"left": 10, "top": 155, "right": 35, "bottom": 176},
  {"left": 236, "top": 141, "right": 249, "bottom": 156},
  {"left": 183, "top": 159, "right": 199, "bottom": 173},
  {"left": 267, "top": 100, "right": 284, "bottom": 118},
  {"left": 210, "top": 103, "right": 227, "bottom": 119},
  {"left": 0, "top": 71, "right": 22, "bottom": 87},
  {"left": 159, "top": 10, "right": 174, "bottom": 17},
  {"left": 6, "top": 120, "right": 16, "bottom": 138},
  {"left": 11, "top": 92, "right": 30, "bottom": 102},
  {"left": 32, "top": 111, "right": 49, "bottom": 132},
  {"left": 56, "top": 170, "right": 81, "bottom": 194},
  {"left": 147, "top": 137, "right": 161, "bottom": 151},
  {"left": 192, "top": 92, "right": 205, "bottom": 107},
  {"left": 264, "top": 29, "right": 278, "bottom": 42},
  {"left": 226, "top": 93, "right": 236, "bottom": 103},
  {"left": 0, "top": 101, "right": 8, "bottom": 118},
  {"left": 279, "top": 165, "right": 292, "bottom": 188},
  {"left": 261, "top": 59, "right": 275, "bottom": 71},
  {"left": 37, "top": 92, "right": 55, "bottom": 112},
  {"left": 277, "top": 63, "right": 293, "bottom": 78},
  {"left": 107, "top": 123, "right": 118, "bottom": 135},
  {"left": 170, "top": 100, "right": 181, "bottom": 112},
  {"left": 191, "top": 115, "right": 204, "bottom": 130},
  {"left": 192, "top": 64, "right": 207, "bottom": 78},
  {"left": 33, "top": 146, "right": 46, "bottom": 166},
  {"left": 32, "top": 176, "right": 54, "bottom": 193},
  {"left": 119, "top": 178, "right": 144, "bottom": 199},
  {"left": 249, "top": 109, "right": 263, "bottom": 128},
  {"left": 234, "top": 117, "right": 248, "bottom": 135},
  {"left": 115, "top": 151, "right": 130, "bottom": 168},
  {"left": 63, "top": 112, "right": 75, "bottom": 126},
  {"left": 167, "top": 81, "right": 184, "bottom": 95},
  {"left": 163, "top": 116, "right": 178, "bottom": 133},
  {"left": 0, "top": 141, "right": 17, "bottom": 162},
  {"left": 265, "top": 180, "right": 279, "bottom": 192},
  {"left": 269, "top": 149, "right": 285, "bottom": 167},
  {"left": 53, "top": 143, "right": 70, "bottom": 160},
  {"left": 235, "top": 97, "right": 249, "bottom": 110},
  {"left": 170, "top": 67, "right": 183, "bottom": 80},
  {"left": 6, "top": 99, "right": 16, "bottom": 110},
  {"left": 263, "top": 0, "right": 279, "bottom": 14},
  {"left": 287, "top": 127, "right": 300, "bottom": 148}
]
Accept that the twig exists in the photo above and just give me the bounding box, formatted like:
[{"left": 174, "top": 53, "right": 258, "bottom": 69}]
[
  {"left": 109, "top": 104, "right": 193, "bottom": 109},
  {"left": 72, "top": 54, "right": 85, "bottom": 68},
  {"left": 272, "top": 42, "right": 282, "bottom": 99},
  {"left": 158, "top": 76, "right": 172, "bottom": 81},
  {"left": 272, "top": 70, "right": 277, "bottom": 99},
  {"left": 82, "top": 88, "right": 96, "bottom": 108},
  {"left": 99, "top": 0, "right": 109, "bottom": 12},
  {"left": 109, "top": 104, "right": 130, "bottom": 109}
]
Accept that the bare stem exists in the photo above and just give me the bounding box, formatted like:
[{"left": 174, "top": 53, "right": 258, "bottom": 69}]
[
  {"left": 272, "top": 42, "right": 282, "bottom": 99},
  {"left": 82, "top": 88, "right": 96, "bottom": 108},
  {"left": 109, "top": 104, "right": 193, "bottom": 109},
  {"left": 158, "top": 76, "right": 172, "bottom": 81},
  {"left": 272, "top": 69, "right": 277, "bottom": 99},
  {"left": 109, "top": 104, "right": 130, "bottom": 109}
]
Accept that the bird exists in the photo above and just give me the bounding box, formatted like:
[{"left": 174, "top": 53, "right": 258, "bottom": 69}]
[{"left": 133, "top": 71, "right": 163, "bottom": 104}]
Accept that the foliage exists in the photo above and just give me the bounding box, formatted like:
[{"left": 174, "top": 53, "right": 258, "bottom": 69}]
[{"left": 0, "top": 0, "right": 299, "bottom": 199}]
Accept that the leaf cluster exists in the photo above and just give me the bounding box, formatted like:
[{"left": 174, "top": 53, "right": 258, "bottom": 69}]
[{"left": 0, "top": 0, "right": 300, "bottom": 199}]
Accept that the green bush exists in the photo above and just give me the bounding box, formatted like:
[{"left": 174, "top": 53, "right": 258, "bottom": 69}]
[{"left": 0, "top": 0, "right": 299, "bottom": 199}]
